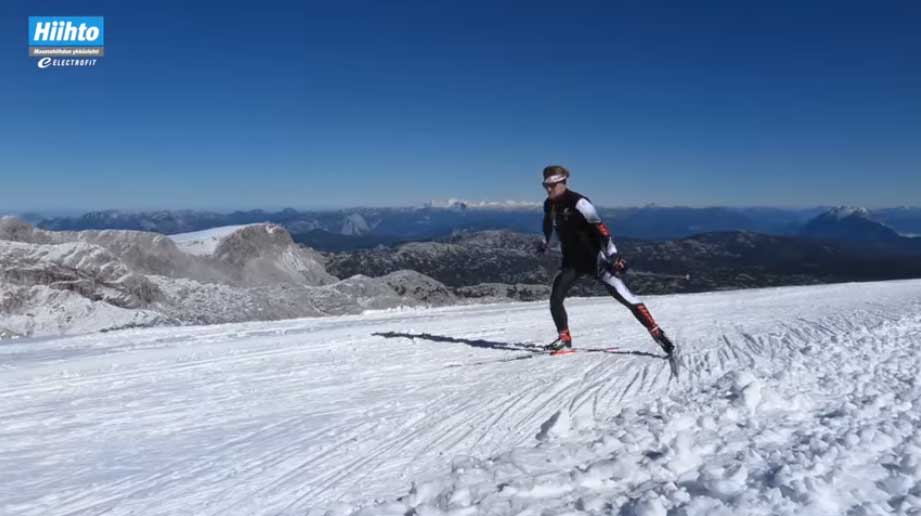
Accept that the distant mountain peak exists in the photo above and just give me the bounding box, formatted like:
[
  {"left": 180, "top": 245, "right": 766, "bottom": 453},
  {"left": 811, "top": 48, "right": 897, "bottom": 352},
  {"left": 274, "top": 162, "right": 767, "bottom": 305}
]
[
  {"left": 824, "top": 206, "right": 871, "bottom": 220},
  {"left": 424, "top": 199, "right": 541, "bottom": 210},
  {"left": 802, "top": 206, "right": 901, "bottom": 243}
]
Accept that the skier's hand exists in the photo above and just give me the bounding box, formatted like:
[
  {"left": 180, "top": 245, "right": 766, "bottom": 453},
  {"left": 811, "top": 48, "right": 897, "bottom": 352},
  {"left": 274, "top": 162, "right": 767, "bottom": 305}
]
[{"left": 607, "top": 254, "right": 628, "bottom": 276}]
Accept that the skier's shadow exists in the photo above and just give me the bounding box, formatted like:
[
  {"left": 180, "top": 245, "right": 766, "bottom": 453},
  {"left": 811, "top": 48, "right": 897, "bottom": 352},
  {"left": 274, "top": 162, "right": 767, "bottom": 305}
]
[{"left": 371, "top": 331, "right": 662, "bottom": 359}]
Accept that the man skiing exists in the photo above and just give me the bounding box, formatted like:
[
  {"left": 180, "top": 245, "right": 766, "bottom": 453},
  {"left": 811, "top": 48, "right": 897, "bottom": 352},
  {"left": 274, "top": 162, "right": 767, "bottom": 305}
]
[{"left": 538, "top": 165, "right": 675, "bottom": 357}]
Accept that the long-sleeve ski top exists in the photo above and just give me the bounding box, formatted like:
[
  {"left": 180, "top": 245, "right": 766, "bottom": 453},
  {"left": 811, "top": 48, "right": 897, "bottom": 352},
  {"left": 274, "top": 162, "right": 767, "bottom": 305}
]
[{"left": 543, "top": 189, "right": 617, "bottom": 274}]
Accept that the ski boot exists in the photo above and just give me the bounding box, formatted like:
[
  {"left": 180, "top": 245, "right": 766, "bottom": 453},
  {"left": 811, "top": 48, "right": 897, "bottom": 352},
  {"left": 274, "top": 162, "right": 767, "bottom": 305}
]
[
  {"left": 649, "top": 326, "right": 674, "bottom": 355},
  {"left": 545, "top": 329, "right": 573, "bottom": 354}
]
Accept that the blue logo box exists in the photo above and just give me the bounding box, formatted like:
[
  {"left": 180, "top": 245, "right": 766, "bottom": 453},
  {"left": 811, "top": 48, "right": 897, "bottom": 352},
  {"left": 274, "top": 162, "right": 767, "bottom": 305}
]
[{"left": 29, "top": 16, "right": 105, "bottom": 47}]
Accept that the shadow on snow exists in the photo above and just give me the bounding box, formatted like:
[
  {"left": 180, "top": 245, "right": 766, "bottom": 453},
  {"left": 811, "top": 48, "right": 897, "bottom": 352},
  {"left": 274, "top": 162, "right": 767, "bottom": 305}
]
[{"left": 372, "top": 331, "right": 663, "bottom": 362}]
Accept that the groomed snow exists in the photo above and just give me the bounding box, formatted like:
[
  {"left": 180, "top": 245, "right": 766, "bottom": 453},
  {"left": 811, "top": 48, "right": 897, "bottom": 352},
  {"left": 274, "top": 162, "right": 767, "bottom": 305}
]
[{"left": 1, "top": 280, "right": 920, "bottom": 515}]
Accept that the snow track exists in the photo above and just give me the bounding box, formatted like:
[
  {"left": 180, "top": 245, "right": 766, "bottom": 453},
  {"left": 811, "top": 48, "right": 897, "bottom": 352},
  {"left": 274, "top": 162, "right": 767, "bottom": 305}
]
[{"left": 2, "top": 280, "right": 920, "bottom": 515}]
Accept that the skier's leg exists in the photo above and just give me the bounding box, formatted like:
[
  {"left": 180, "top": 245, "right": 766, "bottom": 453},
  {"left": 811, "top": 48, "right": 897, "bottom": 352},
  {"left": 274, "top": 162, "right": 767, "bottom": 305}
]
[
  {"left": 598, "top": 271, "right": 672, "bottom": 352},
  {"left": 549, "top": 267, "right": 581, "bottom": 344}
]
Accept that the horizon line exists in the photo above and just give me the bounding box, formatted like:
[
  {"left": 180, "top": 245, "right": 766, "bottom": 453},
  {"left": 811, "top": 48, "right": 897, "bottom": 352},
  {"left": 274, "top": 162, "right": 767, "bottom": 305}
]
[{"left": 5, "top": 203, "right": 921, "bottom": 219}]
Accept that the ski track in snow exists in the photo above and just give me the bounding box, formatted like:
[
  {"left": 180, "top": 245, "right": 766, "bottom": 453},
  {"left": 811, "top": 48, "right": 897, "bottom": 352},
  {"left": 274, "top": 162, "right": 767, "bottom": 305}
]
[{"left": 1, "top": 280, "right": 920, "bottom": 515}]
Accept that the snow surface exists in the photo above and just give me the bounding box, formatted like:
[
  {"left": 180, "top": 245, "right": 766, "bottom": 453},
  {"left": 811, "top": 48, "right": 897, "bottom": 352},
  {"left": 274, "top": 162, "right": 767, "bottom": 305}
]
[
  {"left": 168, "top": 225, "right": 253, "bottom": 256},
  {"left": 2, "top": 280, "right": 921, "bottom": 515}
]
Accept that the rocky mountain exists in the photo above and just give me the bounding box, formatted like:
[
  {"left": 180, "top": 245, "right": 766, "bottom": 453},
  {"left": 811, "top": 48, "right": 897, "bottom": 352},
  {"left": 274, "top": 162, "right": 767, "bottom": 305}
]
[
  {"left": 0, "top": 218, "right": 480, "bottom": 339},
  {"left": 800, "top": 206, "right": 901, "bottom": 242},
  {"left": 7, "top": 212, "right": 921, "bottom": 339},
  {"left": 0, "top": 218, "right": 338, "bottom": 287},
  {"left": 798, "top": 206, "right": 921, "bottom": 255}
]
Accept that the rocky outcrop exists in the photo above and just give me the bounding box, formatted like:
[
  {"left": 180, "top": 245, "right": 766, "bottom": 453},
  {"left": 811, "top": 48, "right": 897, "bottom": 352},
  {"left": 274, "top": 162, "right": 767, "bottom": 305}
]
[
  {"left": 454, "top": 283, "right": 550, "bottom": 302},
  {"left": 378, "top": 270, "right": 457, "bottom": 305},
  {"left": 207, "top": 224, "right": 337, "bottom": 286},
  {"left": 0, "top": 241, "right": 163, "bottom": 308},
  {"left": 0, "top": 327, "right": 23, "bottom": 340}
]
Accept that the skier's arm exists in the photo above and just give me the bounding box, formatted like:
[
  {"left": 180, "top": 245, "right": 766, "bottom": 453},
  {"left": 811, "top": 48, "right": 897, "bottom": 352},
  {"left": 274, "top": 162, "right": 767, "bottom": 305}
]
[
  {"left": 542, "top": 199, "right": 553, "bottom": 244},
  {"left": 575, "top": 198, "right": 618, "bottom": 258}
]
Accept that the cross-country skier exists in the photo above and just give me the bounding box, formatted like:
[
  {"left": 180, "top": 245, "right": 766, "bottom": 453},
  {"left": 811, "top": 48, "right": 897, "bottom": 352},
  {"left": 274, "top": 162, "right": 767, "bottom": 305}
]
[{"left": 538, "top": 165, "right": 675, "bottom": 356}]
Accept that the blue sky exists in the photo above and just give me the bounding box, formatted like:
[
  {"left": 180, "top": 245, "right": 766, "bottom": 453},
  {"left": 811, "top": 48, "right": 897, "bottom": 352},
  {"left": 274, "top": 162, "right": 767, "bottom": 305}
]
[{"left": 1, "top": 1, "right": 919, "bottom": 211}]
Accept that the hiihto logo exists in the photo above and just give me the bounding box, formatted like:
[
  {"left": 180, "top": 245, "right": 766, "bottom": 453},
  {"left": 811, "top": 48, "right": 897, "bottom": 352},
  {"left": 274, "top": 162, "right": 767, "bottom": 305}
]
[
  {"left": 29, "top": 17, "right": 105, "bottom": 47},
  {"left": 34, "top": 20, "right": 100, "bottom": 42},
  {"left": 29, "top": 17, "right": 104, "bottom": 67}
]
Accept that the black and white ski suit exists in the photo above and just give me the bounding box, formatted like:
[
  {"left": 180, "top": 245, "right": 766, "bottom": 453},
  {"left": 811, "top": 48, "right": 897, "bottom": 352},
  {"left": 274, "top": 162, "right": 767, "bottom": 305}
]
[{"left": 543, "top": 189, "right": 659, "bottom": 336}]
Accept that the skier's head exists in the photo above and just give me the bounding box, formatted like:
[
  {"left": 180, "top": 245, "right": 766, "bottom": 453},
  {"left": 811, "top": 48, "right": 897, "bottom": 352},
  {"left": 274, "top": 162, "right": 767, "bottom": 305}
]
[{"left": 542, "top": 165, "right": 569, "bottom": 200}]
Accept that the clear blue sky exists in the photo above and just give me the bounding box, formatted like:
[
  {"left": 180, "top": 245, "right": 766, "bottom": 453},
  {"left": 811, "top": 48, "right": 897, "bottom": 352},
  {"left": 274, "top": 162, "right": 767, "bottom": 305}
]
[{"left": 2, "top": 1, "right": 919, "bottom": 211}]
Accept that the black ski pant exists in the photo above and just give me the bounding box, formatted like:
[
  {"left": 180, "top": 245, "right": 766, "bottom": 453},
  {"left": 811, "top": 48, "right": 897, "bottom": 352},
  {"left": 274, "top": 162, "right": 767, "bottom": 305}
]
[{"left": 549, "top": 266, "right": 658, "bottom": 336}]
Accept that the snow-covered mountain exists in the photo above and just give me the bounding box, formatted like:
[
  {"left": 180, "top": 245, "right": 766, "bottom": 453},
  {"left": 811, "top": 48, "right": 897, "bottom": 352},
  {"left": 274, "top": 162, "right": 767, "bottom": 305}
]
[
  {"left": 424, "top": 198, "right": 543, "bottom": 210},
  {"left": 800, "top": 205, "right": 902, "bottom": 242},
  {"left": 0, "top": 217, "right": 467, "bottom": 338},
  {"left": 1, "top": 279, "right": 919, "bottom": 515},
  {"left": 339, "top": 213, "right": 372, "bottom": 236}
]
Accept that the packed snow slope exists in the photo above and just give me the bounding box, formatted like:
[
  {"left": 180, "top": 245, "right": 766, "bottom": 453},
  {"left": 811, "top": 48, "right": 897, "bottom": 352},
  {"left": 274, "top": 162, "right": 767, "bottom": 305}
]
[{"left": 2, "top": 280, "right": 921, "bottom": 516}]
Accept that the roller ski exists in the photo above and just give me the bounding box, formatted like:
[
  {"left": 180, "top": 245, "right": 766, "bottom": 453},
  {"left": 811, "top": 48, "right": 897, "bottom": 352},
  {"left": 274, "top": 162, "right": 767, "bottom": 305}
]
[
  {"left": 650, "top": 326, "right": 679, "bottom": 379},
  {"left": 543, "top": 329, "right": 575, "bottom": 356},
  {"left": 538, "top": 165, "right": 679, "bottom": 371}
]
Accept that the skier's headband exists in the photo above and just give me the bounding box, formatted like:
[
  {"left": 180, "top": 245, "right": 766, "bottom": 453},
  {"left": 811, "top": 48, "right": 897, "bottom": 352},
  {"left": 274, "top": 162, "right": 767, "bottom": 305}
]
[{"left": 542, "top": 175, "right": 567, "bottom": 187}]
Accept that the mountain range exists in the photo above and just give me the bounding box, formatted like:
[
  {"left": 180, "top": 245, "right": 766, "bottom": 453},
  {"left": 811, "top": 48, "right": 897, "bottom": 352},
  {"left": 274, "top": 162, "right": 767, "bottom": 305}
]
[
  {"left": 26, "top": 204, "right": 921, "bottom": 252},
  {"left": 4, "top": 205, "right": 921, "bottom": 339},
  {"left": 0, "top": 218, "right": 472, "bottom": 338}
]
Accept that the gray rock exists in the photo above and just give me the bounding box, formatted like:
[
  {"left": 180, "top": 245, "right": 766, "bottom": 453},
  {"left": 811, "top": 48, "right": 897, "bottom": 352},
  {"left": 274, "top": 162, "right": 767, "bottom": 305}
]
[
  {"left": 378, "top": 270, "right": 457, "bottom": 305},
  {"left": 455, "top": 283, "right": 550, "bottom": 302}
]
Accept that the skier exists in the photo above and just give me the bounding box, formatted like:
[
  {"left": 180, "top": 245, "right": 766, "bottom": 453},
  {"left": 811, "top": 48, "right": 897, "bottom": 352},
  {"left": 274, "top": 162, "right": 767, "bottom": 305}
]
[{"left": 537, "top": 165, "right": 675, "bottom": 356}]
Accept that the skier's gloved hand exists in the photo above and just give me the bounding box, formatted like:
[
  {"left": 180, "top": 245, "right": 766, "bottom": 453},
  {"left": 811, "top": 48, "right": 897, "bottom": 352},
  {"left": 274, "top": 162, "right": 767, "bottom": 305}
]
[{"left": 606, "top": 254, "right": 629, "bottom": 276}]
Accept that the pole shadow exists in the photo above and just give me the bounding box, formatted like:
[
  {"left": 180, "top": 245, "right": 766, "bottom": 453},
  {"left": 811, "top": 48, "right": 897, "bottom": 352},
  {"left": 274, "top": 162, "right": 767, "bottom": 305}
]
[
  {"left": 371, "top": 331, "right": 538, "bottom": 352},
  {"left": 372, "top": 331, "right": 664, "bottom": 359}
]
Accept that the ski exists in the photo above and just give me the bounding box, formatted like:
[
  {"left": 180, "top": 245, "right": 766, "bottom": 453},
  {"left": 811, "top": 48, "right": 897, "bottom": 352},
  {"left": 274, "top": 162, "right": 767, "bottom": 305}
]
[
  {"left": 522, "top": 343, "right": 621, "bottom": 356},
  {"left": 545, "top": 347, "right": 621, "bottom": 356}
]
